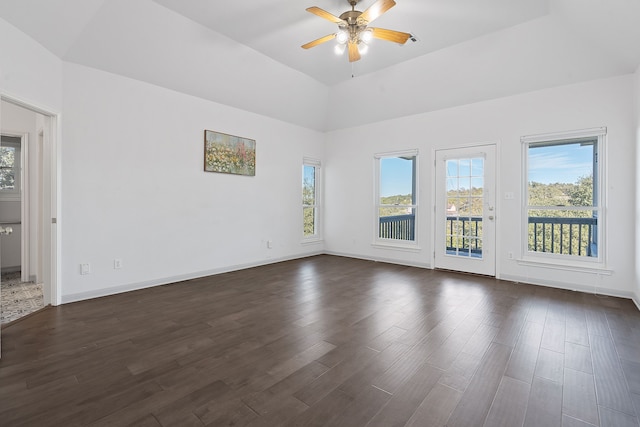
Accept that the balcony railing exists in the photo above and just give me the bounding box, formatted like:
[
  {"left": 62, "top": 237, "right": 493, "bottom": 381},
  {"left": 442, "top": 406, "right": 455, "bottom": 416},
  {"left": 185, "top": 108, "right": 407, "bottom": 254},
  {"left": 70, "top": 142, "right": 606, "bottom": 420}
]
[
  {"left": 380, "top": 214, "right": 597, "bottom": 257},
  {"left": 528, "top": 216, "right": 597, "bottom": 256},
  {"left": 446, "top": 216, "right": 483, "bottom": 256},
  {"left": 379, "top": 214, "right": 415, "bottom": 241}
]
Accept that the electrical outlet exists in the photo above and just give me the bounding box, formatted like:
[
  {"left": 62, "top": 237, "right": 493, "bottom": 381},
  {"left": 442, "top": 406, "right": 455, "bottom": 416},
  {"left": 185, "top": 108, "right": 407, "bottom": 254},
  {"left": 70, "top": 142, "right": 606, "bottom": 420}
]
[
  {"left": 507, "top": 252, "right": 514, "bottom": 259},
  {"left": 114, "top": 259, "right": 123, "bottom": 269},
  {"left": 80, "top": 263, "right": 91, "bottom": 275},
  {"left": 267, "top": 240, "right": 273, "bottom": 249}
]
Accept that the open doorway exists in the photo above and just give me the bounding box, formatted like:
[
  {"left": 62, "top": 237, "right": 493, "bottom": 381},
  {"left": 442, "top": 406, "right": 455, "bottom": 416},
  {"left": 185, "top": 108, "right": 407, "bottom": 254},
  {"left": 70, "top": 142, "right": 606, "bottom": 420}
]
[
  {"left": 0, "top": 98, "right": 57, "bottom": 325},
  {"left": 0, "top": 133, "right": 43, "bottom": 323}
]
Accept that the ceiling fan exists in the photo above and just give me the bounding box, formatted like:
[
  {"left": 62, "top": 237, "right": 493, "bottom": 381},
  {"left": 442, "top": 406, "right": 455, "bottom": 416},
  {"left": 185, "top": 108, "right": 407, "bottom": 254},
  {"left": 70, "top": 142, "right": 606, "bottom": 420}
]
[{"left": 302, "top": 0, "right": 412, "bottom": 62}]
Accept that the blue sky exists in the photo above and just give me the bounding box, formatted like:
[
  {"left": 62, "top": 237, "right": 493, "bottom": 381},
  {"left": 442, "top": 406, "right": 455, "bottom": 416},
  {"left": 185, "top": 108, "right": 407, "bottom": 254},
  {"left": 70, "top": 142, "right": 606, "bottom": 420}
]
[
  {"left": 529, "top": 143, "right": 594, "bottom": 184},
  {"left": 379, "top": 143, "right": 592, "bottom": 197},
  {"left": 446, "top": 158, "right": 484, "bottom": 191},
  {"left": 380, "top": 157, "right": 413, "bottom": 196},
  {"left": 303, "top": 164, "right": 315, "bottom": 185}
]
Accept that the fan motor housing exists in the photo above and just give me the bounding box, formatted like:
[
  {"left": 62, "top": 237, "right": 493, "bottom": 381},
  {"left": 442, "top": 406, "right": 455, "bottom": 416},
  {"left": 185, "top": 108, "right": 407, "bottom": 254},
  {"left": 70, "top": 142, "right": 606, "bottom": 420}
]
[
  {"left": 340, "top": 10, "right": 363, "bottom": 24},
  {"left": 339, "top": 9, "right": 368, "bottom": 41}
]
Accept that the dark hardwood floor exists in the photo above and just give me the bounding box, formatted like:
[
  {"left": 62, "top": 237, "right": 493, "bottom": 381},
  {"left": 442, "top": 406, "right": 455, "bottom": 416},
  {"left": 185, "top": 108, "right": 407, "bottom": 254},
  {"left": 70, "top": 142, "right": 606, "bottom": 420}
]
[{"left": 1, "top": 255, "right": 640, "bottom": 426}]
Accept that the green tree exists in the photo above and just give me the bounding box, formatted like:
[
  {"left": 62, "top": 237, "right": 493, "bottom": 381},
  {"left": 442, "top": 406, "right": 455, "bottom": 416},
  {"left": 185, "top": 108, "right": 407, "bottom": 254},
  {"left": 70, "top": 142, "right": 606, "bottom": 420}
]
[
  {"left": 379, "top": 194, "right": 413, "bottom": 217},
  {"left": 568, "top": 175, "right": 593, "bottom": 206},
  {"left": 527, "top": 174, "right": 595, "bottom": 256},
  {"left": 303, "top": 175, "right": 316, "bottom": 236}
]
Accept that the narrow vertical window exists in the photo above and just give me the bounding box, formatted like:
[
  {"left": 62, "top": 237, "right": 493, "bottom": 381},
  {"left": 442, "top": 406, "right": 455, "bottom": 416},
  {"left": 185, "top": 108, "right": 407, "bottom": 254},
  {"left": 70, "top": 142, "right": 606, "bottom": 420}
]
[
  {"left": 303, "top": 158, "right": 321, "bottom": 239},
  {"left": 375, "top": 150, "right": 418, "bottom": 243},
  {"left": 523, "top": 128, "right": 605, "bottom": 262}
]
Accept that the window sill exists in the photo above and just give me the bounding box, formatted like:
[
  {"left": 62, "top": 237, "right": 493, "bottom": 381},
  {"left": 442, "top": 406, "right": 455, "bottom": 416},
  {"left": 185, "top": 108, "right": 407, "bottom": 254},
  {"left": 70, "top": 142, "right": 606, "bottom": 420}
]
[
  {"left": 372, "top": 241, "right": 421, "bottom": 252},
  {"left": 516, "top": 257, "right": 612, "bottom": 275},
  {"left": 301, "top": 237, "right": 323, "bottom": 245}
]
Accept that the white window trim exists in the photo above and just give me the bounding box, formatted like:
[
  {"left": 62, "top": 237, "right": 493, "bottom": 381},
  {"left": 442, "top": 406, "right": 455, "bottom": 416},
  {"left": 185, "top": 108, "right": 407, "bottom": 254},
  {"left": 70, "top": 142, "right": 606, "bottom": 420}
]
[
  {"left": 373, "top": 149, "right": 419, "bottom": 249},
  {"left": 0, "top": 134, "right": 23, "bottom": 202},
  {"left": 302, "top": 157, "right": 322, "bottom": 243},
  {"left": 521, "top": 127, "right": 607, "bottom": 268}
]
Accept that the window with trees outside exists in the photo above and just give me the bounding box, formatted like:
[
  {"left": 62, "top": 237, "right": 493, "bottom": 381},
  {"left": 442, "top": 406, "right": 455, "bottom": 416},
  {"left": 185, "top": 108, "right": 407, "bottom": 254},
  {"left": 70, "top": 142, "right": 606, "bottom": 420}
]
[
  {"left": 375, "top": 150, "right": 417, "bottom": 243},
  {"left": 523, "top": 128, "right": 605, "bottom": 262},
  {"left": 302, "top": 159, "right": 321, "bottom": 239},
  {"left": 0, "top": 135, "right": 21, "bottom": 199}
]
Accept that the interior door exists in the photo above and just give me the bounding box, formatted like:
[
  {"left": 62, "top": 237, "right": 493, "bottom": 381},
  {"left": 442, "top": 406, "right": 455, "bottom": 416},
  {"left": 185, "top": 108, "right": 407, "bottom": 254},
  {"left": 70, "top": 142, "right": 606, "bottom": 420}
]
[{"left": 434, "top": 145, "right": 496, "bottom": 276}]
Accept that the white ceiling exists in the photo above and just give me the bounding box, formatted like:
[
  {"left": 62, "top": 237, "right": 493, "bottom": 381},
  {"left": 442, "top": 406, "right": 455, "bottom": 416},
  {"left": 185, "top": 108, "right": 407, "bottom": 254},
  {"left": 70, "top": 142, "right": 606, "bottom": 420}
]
[
  {"left": 1, "top": 0, "right": 639, "bottom": 130},
  {"left": 152, "top": 0, "right": 549, "bottom": 85}
]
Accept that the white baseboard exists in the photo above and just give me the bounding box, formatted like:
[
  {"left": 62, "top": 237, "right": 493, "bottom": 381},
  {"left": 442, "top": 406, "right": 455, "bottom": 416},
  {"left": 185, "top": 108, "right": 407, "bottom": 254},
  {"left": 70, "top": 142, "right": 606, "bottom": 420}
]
[
  {"left": 61, "top": 251, "right": 323, "bottom": 304},
  {"left": 499, "top": 273, "right": 637, "bottom": 301},
  {"left": 60, "top": 251, "right": 639, "bottom": 314},
  {"left": 324, "top": 250, "right": 431, "bottom": 270}
]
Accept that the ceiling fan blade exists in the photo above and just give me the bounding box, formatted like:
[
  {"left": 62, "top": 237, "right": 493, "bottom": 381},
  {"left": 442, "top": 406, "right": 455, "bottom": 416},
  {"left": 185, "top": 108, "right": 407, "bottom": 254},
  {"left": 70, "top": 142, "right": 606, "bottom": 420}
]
[
  {"left": 306, "top": 6, "right": 344, "bottom": 24},
  {"left": 359, "top": 0, "right": 396, "bottom": 24},
  {"left": 370, "top": 27, "right": 412, "bottom": 44},
  {"left": 348, "top": 42, "right": 361, "bottom": 62},
  {"left": 302, "top": 33, "right": 337, "bottom": 49}
]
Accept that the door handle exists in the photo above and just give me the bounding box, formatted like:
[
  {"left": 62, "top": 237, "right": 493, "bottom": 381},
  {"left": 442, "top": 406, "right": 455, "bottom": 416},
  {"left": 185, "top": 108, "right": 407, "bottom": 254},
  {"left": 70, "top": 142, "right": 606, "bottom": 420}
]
[{"left": 0, "top": 226, "right": 13, "bottom": 235}]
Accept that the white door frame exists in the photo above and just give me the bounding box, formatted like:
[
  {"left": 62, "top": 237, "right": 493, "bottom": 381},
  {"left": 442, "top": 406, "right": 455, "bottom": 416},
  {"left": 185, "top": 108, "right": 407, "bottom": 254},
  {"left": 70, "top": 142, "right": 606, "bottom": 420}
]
[
  {"left": 1, "top": 94, "right": 61, "bottom": 307},
  {"left": 433, "top": 143, "right": 497, "bottom": 276}
]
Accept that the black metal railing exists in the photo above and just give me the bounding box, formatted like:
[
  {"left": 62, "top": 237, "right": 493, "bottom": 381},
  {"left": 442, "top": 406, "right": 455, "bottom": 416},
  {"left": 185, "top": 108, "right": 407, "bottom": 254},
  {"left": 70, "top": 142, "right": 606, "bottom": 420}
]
[
  {"left": 380, "top": 214, "right": 597, "bottom": 257},
  {"left": 446, "top": 216, "right": 483, "bottom": 255},
  {"left": 379, "top": 214, "right": 415, "bottom": 240},
  {"left": 528, "top": 216, "right": 597, "bottom": 256}
]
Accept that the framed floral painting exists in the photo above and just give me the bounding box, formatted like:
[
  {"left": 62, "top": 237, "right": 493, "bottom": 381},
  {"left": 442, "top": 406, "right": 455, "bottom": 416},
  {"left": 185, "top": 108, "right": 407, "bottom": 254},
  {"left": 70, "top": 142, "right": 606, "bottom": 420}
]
[{"left": 204, "top": 130, "right": 256, "bottom": 176}]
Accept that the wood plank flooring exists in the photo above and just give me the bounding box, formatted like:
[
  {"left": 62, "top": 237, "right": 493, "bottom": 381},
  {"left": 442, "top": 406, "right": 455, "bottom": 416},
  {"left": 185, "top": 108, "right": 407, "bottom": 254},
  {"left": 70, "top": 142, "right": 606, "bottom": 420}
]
[{"left": 1, "top": 255, "right": 640, "bottom": 426}]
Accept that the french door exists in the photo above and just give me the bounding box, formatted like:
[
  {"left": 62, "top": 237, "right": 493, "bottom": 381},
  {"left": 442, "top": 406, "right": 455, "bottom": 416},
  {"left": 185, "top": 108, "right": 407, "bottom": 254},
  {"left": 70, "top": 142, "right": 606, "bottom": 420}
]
[{"left": 434, "top": 145, "right": 496, "bottom": 276}]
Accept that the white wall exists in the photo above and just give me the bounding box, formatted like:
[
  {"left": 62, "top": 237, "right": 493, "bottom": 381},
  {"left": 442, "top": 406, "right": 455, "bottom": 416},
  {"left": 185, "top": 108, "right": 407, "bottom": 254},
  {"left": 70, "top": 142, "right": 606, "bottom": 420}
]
[
  {"left": 325, "top": 75, "right": 636, "bottom": 298},
  {"left": 61, "top": 63, "right": 324, "bottom": 302},
  {"left": 635, "top": 66, "right": 640, "bottom": 308},
  {"left": 0, "top": 17, "right": 62, "bottom": 110}
]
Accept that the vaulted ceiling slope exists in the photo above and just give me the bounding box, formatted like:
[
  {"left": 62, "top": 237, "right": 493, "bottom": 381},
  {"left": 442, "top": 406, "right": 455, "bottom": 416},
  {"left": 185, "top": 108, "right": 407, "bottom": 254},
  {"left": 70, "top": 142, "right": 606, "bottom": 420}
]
[{"left": 0, "top": 0, "right": 638, "bottom": 131}]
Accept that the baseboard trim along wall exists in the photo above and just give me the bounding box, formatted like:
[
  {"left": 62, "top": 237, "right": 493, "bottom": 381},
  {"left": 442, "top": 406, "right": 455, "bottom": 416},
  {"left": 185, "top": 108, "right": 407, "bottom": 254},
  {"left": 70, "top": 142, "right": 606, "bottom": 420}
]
[
  {"left": 62, "top": 252, "right": 639, "bottom": 313},
  {"left": 499, "top": 273, "right": 637, "bottom": 302},
  {"left": 61, "top": 251, "right": 324, "bottom": 304},
  {"left": 323, "top": 250, "right": 431, "bottom": 270}
]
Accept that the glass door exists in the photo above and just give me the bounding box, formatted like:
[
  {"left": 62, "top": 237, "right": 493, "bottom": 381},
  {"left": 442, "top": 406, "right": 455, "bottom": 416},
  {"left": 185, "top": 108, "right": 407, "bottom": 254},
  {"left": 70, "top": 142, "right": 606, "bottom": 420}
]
[{"left": 435, "top": 145, "right": 496, "bottom": 276}]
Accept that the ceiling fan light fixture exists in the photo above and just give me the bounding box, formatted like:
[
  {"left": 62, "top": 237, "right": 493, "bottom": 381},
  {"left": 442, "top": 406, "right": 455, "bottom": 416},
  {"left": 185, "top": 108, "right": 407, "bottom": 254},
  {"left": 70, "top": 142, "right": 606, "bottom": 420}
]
[
  {"left": 303, "top": 0, "right": 410, "bottom": 63},
  {"left": 336, "top": 29, "right": 349, "bottom": 44},
  {"left": 360, "top": 29, "right": 373, "bottom": 43}
]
